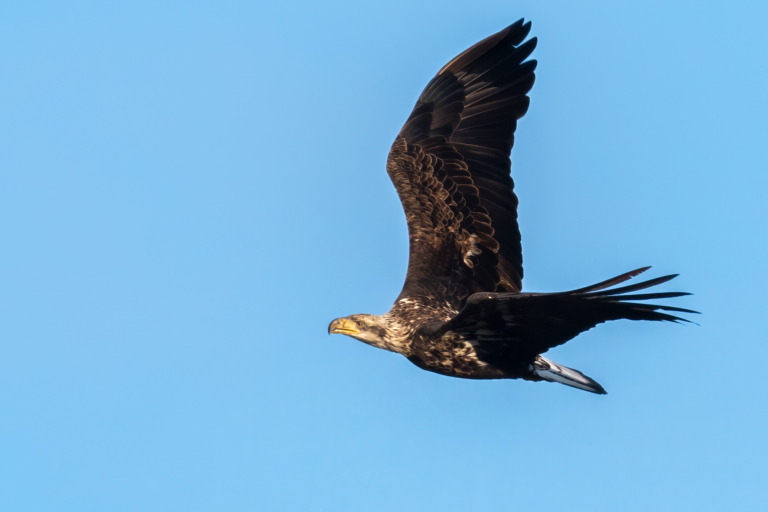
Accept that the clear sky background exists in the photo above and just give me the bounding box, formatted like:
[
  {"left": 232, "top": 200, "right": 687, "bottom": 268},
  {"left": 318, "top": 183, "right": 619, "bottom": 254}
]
[{"left": 1, "top": 1, "right": 766, "bottom": 510}]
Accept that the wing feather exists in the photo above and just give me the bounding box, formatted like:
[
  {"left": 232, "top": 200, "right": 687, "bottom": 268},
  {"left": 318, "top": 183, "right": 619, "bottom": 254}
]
[
  {"left": 387, "top": 20, "right": 537, "bottom": 301},
  {"left": 434, "top": 272, "right": 698, "bottom": 368}
]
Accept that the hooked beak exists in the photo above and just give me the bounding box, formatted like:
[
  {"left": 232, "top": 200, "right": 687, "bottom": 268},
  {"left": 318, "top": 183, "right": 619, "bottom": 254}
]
[{"left": 328, "top": 318, "right": 360, "bottom": 336}]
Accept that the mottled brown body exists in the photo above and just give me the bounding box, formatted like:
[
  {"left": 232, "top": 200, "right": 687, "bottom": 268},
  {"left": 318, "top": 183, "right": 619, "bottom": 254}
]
[{"left": 409, "top": 332, "right": 505, "bottom": 379}]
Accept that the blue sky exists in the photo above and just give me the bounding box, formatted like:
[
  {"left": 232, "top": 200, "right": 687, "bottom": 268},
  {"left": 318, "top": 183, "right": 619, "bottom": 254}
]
[{"left": 1, "top": 1, "right": 766, "bottom": 510}]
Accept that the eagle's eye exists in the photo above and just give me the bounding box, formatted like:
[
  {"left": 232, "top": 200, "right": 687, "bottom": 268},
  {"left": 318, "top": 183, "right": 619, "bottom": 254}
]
[{"left": 356, "top": 321, "right": 366, "bottom": 328}]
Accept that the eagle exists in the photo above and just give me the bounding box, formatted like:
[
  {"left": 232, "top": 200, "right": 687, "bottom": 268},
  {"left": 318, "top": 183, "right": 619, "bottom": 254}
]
[{"left": 327, "top": 19, "right": 696, "bottom": 394}]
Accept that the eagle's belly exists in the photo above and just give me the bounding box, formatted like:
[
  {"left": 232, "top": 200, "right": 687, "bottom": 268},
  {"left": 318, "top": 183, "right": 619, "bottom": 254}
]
[{"left": 408, "top": 333, "right": 506, "bottom": 379}]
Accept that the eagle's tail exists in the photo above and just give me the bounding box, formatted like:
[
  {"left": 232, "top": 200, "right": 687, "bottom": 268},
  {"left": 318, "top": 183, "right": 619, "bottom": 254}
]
[{"left": 533, "top": 356, "right": 607, "bottom": 394}]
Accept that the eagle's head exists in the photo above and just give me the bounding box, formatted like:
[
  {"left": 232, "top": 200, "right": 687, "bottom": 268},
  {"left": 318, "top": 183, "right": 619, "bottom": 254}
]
[{"left": 327, "top": 314, "right": 394, "bottom": 351}]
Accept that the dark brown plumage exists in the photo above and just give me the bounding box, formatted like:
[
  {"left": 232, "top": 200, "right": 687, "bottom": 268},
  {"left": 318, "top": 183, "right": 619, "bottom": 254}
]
[{"left": 327, "top": 20, "right": 696, "bottom": 394}]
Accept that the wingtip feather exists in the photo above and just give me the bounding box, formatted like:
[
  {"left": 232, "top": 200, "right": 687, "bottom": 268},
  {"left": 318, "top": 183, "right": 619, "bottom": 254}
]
[{"left": 567, "top": 266, "right": 651, "bottom": 295}]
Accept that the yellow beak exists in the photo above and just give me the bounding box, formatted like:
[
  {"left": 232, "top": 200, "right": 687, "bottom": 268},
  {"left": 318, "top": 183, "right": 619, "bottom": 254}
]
[{"left": 328, "top": 318, "right": 360, "bottom": 335}]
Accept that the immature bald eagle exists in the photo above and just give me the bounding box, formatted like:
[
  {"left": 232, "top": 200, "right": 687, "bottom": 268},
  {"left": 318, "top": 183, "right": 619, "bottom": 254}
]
[{"left": 328, "top": 20, "right": 695, "bottom": 394}]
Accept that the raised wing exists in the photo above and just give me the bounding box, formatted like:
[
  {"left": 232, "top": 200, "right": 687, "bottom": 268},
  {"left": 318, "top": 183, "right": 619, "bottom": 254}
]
[
  {"left": 387, "top": 20, "right": 537, "bottom": 301},
  {"left": 435, "top": 268, "right": 698, "bottom": 365}
]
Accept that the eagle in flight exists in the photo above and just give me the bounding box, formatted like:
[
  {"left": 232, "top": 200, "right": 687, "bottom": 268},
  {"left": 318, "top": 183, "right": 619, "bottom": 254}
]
[{"left": 328, "top": 19, "right": 695, "bottom": 394}]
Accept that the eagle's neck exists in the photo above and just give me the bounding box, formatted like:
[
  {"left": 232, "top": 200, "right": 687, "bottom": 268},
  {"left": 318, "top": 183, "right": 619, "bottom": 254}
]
[
  {"left": 380, "top": 296, "right": 460, "bottom": 355},
  {"left": 373, "top": 312, "right": 415, "bottom": 355}
]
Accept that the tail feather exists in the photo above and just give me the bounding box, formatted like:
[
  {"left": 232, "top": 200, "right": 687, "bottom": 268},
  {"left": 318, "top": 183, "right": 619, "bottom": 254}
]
[{"left": 533, "top": 356, "right": 606, "bottom": 394}]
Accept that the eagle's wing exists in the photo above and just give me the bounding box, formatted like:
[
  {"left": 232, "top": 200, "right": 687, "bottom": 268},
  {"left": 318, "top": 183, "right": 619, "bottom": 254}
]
[
  {"left": 387, "top": 20, "right": 536, "bottom": 301},
  {"left": 435, "top": 268, "right": 698, "bottom": 365}
]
